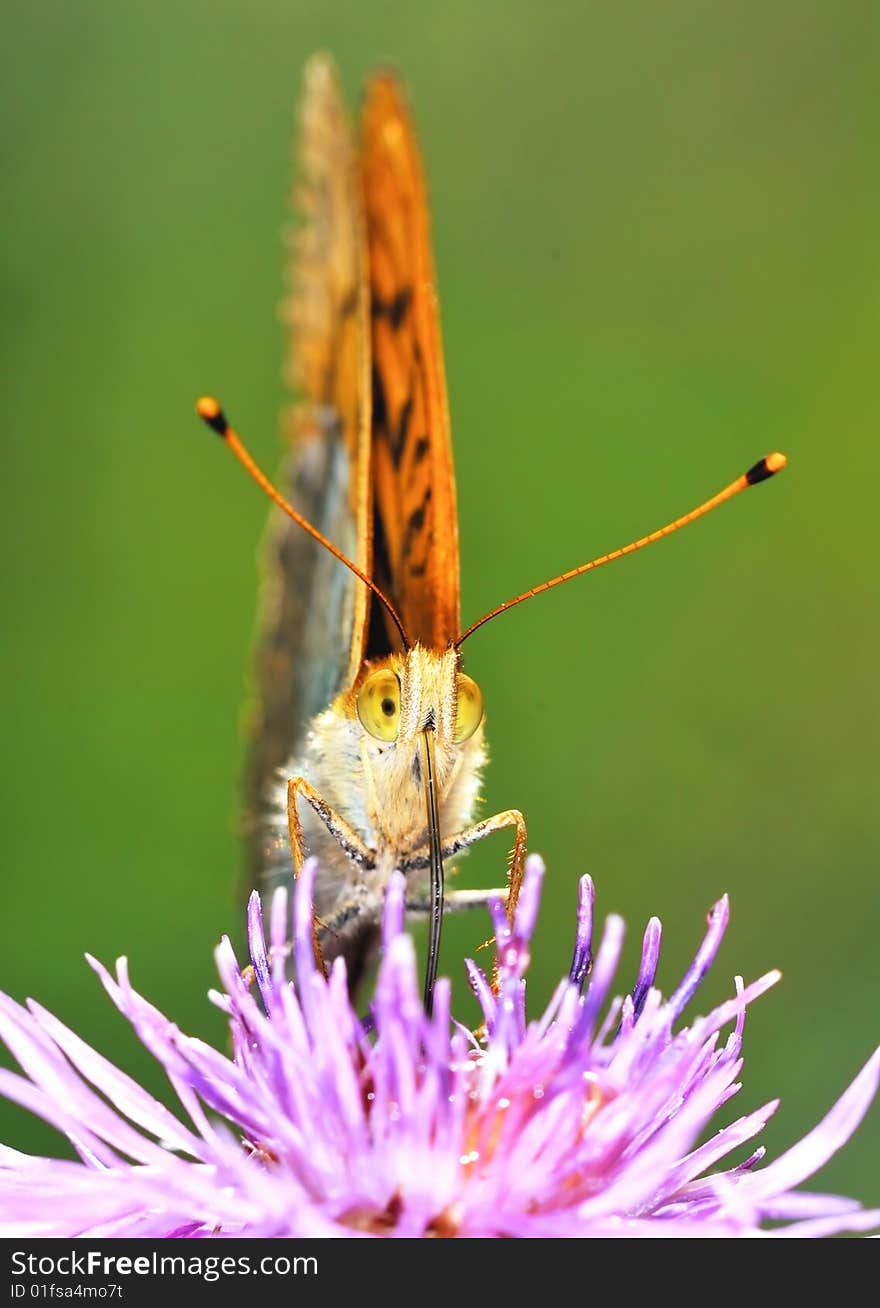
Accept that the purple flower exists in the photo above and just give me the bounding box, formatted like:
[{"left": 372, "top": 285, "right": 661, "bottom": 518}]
[{"left": 0, "top": 858, "right": 878, "bottom": 1237}]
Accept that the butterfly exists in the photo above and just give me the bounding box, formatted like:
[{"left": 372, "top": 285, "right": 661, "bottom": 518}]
[{"left": 198, "top": 54, "right": 785, "bottom": 1012}]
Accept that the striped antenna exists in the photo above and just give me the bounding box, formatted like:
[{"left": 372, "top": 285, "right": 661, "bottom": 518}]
[{"left": 456, "top": 453, "right": 786, "bottom": 646}]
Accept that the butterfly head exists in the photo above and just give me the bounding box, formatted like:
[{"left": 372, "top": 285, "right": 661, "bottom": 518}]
[
  {"left": 353, "top": 646, "right": 483, "bottom": 763},
  {"left": 345, "top": 645, "right": 485, "bottom": 862}
]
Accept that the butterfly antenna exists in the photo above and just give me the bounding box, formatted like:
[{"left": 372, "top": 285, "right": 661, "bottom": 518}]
[
  {"left": 456, "top": 452, "right": 787, "bottom": 646},
  {"left": 197, "top": 397, "right": 410, "bottom": 650}
]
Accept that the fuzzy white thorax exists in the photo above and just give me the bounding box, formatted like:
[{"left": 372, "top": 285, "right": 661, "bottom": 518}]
[{"left": 263, "top": 645, "right": 487, "bottom": 961}]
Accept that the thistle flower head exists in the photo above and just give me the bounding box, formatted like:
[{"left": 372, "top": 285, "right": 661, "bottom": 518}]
[{"left": 1, "top": 858, "right": 877, "bottom": 1237}]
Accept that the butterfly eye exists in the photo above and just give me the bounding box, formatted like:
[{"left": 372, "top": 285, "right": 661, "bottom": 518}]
[
  {"left": 356, "top": 670, "right": 402, "bottom": 742},
  {"left": 454, "top": 674, "right": 484, "bottom": 743}
]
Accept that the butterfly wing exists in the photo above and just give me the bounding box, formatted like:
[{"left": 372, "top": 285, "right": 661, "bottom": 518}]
[
  {"left": 244, "top": 54, "right": 371, "bottom": 881},
  {"left": 361, "top": 73, "right": 460, "bottom": 654}
]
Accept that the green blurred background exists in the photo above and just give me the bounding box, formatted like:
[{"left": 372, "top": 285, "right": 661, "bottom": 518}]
[{"left": 3, "top": 1, "right": 879, "bottom": 1209}]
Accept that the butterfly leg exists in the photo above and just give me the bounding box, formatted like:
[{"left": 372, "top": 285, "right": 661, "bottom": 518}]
[
  {"left": 286, "top": 776, "right": 376, "bottom": 873},
  {"left": 442, "top": 809, "right": 527, "bottom": 929},
  {"left": 405, "top": 887, "right": 509, "bottom": 914},
  {"left": 401, "top": 808, "right": 527, "bottom": 980},
  {"left": 453, "top": 810, "right": 527, "bottom": 990},
  {"left": 287, "top": 776, "right": 376, "bottom": 972}
]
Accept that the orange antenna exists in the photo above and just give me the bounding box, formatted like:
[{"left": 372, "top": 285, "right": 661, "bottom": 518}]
[
  {"left": 456, "top": 452, "right": 787, "bottom": 647},
  {"left": 196, "top": 397, "right": 411, "bottom": 651}
]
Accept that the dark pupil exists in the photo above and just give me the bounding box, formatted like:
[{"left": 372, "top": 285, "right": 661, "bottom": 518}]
[{"left": 381, "top": 697, "right": 396, "bottom": 717}]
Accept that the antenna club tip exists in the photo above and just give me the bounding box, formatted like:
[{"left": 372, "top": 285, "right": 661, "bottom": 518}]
[
  {"left": 196, "top": 395, "right": 228, "bottom": 436},
  {"left": 745, "top": 452, "right": 787, "bottom": 486}
]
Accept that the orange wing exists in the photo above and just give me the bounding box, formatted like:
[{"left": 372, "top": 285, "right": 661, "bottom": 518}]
[{"left": 361, "top": 73, "right": 460, "bottom": 652}]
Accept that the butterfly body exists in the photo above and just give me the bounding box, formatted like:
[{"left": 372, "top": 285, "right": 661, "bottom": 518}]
[{"left": 261, "top": 646, "right": 488, "bottom": 974}]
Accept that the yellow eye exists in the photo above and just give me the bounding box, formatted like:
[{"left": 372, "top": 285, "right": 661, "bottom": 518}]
[
  {"left": 454, "top": 674, "right": 484, "bottom": 743},
  {"left": 356, "top": 670, "right": 402, "bottom": 742}
]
